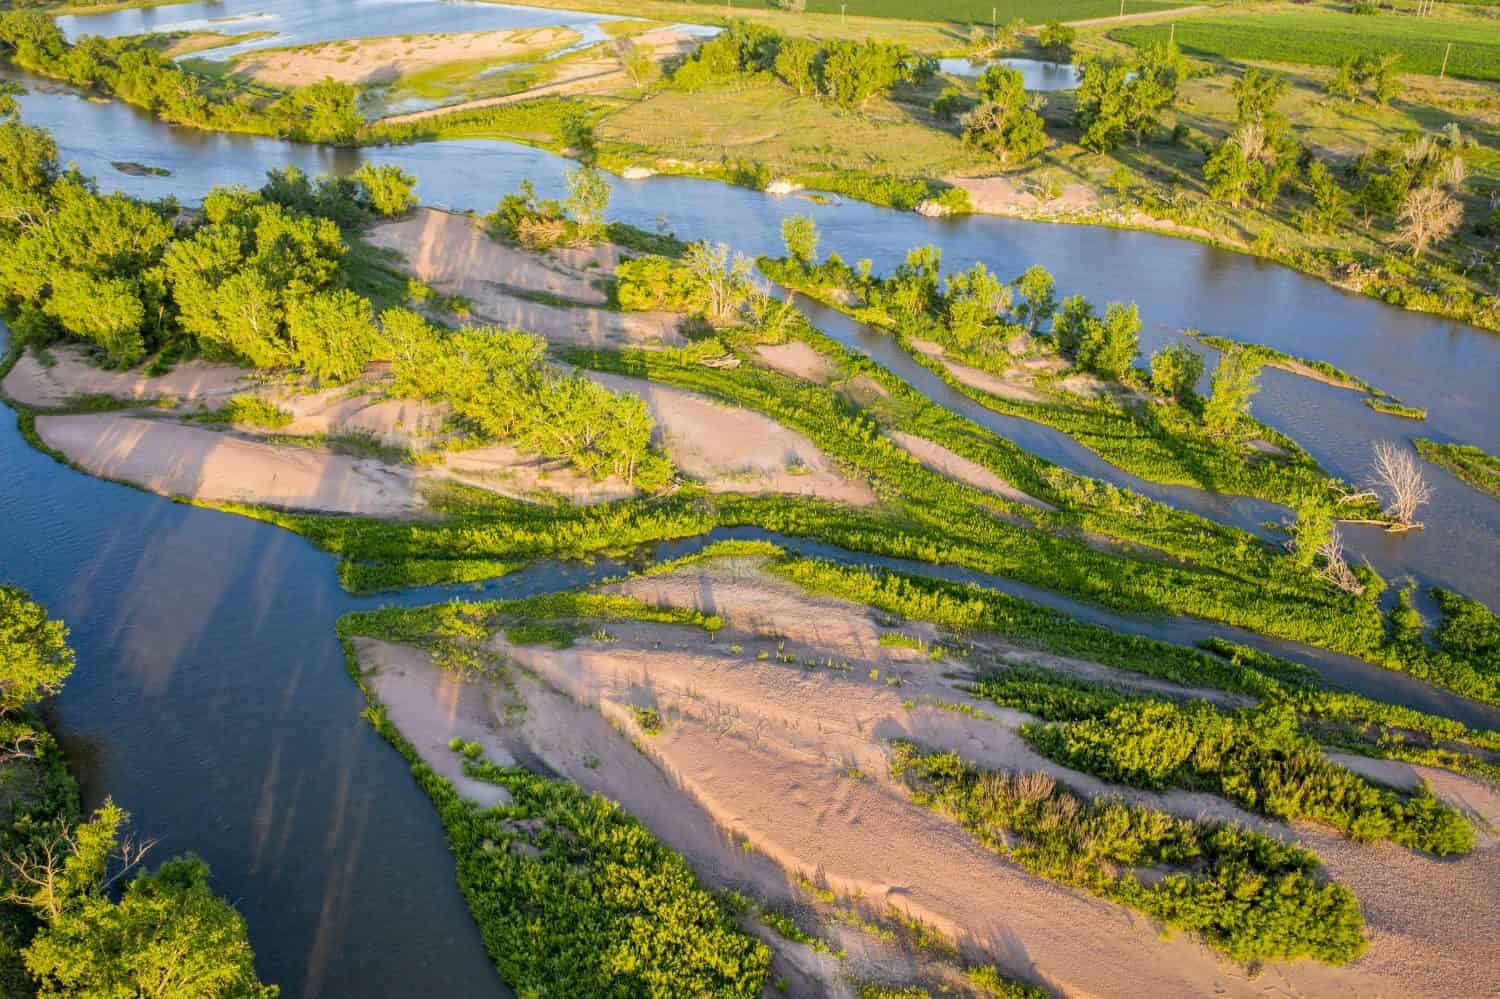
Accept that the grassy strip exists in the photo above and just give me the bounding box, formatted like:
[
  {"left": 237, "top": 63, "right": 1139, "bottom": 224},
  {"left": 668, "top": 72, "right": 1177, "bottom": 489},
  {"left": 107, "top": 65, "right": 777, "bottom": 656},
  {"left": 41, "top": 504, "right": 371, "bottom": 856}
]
[
  {"left": 336, "top": 632, "right": 769, "bottom": 995},
  {"left": 969, "top": 669, "right": 1473, "bottom": 854},
  {"left": 889, "top": 743, "right": 1367, "bottom": 966},
  {"left": 1414, "top": 439, "right": 1500, "bottom": 499},
  {"left": 1182, "top": 331, "right": 1373, "bottom": 394},
  {"left": 1364, "top": 398, "right": 1426, "bottom": 420},
  {"left": 1113, "top": 10, "right": 1500, "bottom": 82}
]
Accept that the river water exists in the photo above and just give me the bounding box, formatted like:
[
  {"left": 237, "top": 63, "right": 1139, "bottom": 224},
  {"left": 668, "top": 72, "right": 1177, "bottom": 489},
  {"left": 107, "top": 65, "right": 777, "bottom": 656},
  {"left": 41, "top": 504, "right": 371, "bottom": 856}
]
[{"left": 2, "top": 25, "right": 1498, "bottom": 994}]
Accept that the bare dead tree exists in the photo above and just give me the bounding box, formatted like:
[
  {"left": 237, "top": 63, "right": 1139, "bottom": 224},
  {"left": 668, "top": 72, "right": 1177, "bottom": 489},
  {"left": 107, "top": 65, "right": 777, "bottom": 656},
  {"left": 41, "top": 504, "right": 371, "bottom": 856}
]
[
  {"left": 1316, "top": 524, "right": 1366, "bottom": 595},
  {"left": 1369, "top": 439, "right": 1433, "bottom": 529}
]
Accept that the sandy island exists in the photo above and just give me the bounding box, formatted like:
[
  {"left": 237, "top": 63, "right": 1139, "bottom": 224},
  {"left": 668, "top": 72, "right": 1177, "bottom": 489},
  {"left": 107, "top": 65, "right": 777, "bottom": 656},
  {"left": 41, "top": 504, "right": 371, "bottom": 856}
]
[{"left": 350, "top": 555, "right": 1500, "bottom": 998}]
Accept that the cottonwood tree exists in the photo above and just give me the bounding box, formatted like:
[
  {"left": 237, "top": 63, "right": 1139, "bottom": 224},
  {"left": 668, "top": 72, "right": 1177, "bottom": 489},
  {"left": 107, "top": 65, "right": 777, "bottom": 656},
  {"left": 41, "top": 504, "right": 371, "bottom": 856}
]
[
  {"left": 0, "top": 585, "right": 74, "bottom": 717},
  {"left": 961, "top": 65, "right": 1045, "bottom": 165},
  {"left": 943, "top": 262, "right": 1009, "bottom": 351},
  {"left": 1300, "top": 160, "right": 1350, "bottom": 234},
  {"left": 1231, "top": 68, "right": 1287, "bottom": 124},
  {"left": 352, "top": 163, "right": 417, "bottom": 218},
  {"left": 1012, "top": 265, "right": 1056, "bottom": 334},
  {"left": 1074, "top": 43, "right": 1179, "bottom": 152},
  {"left": 1203, "top": 348, "right": 1260, "bottom": 436},
  {"left": 686, "top": 241, "right": 754, "bottom": 323},
  {"left": 1394, "top": 184, "right": 1463, "bottom": 259},
  {"left": 564, "top": 165, "right": 610, "bottom": 243},
  {"left": 616, "top": 39, "right": 656, "bottom": 88},
  {"left": 1149, "top": 342, "right": 1204, "bottom": 401},
  {"left": 781, "top": 214, "right": 818, "bottom": 265},
  {"left": 1370, "top": 440, "right": 1432, "bottom": 529}
]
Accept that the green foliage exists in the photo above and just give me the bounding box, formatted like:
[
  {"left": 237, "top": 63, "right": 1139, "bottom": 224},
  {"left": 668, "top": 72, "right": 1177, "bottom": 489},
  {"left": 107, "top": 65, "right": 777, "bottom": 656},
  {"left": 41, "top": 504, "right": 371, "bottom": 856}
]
[
  {"left": 23, "top": 843, "right": 278, "bottom": 999},
  {"left": 1413, "top": 439, "right": 1500, "bottom": 499},
  {"left": 1037, "top": 23, "right": 1076, "bottom": 60},
  {"left": 962, "top": 66, "right": 1046, "bottom": 165},
  {"left": 1300, "top": 160, "right": 1351, "bottom": 235},
  {"left": 1148, "top": 343, "right": 1203, "bottom": 400},
  {"left": 781, "top": 214, "right": 819, "bottom": 265},
  {"left": 1074, "top": 43, "right": 1179, "bottom": 153},
  {"left": 1203, "top": 348, "right": 1260, "bottom": 437},
  {"left": 0, "top": 586, "right": 74, "bottom": 716},
  {"left": 615, "top": 255, "right": 707, "bottom": 314},
  {"left": 890, "top": 743, "right": 1366, "bottom": 965},
  {"left": 1011, "top": 265, "right": 1055, "bottom": 335},
  {"left": 1230, "top": 68, "right": 1287, "bottom": 123},
  {"left": 287, "top": 288, "right": 380, "bottom": 384},
  {"left": 351, "top": 163, "right": 417, "bottom": 219},
  {"left": 200, "top": 395, "right": 293, "bottom": 430},
  {"left": 1363, "top": 398, "right": 1426, "bottom": 420},
  {"left": 383, "top": 309, "right": 670, "bottom": 488}
]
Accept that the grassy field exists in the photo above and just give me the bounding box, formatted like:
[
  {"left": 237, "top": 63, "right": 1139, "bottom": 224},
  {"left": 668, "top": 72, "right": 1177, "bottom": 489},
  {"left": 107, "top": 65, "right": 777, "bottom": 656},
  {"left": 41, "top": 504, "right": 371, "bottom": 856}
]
[
  {"left": 755, "top": 0, "right": 1187, "bottom": 22},
  {"left": 1113, "top": 6, "right": 1500, "bottom": 81}
]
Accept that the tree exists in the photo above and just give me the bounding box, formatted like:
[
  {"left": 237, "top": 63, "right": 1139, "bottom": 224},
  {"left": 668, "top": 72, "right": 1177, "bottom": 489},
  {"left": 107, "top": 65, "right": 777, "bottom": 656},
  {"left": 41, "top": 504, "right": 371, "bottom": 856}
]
[
  {"left": 817, "top": 39, "right": 905, "bottom": 109},
  {"left": 43, "top": 271, "right": 147, "bottom": 366},
  {"left": 1370, "top": 440, "right": 1432, "bottom": 529},
  {"left": 773, "top": 37, "right": 821, "bottom": 96},
  {"left": 1231, "top": 68, "right": 1287, "bottom": 124},
  {"left": 929, "top": 87, "right": 963, "bottom": 122},
  {"left": 943, "top": 262, "right": 1009, "bottom": 351},
  {"left": 287, "top": 288, "right": 378, "bottom": 383},
  {"left": 0, "top": 119, "right": 58, "bottom": 194},
  {"left": 1326, "top": 58, "right": 1359, "bottom": 101},
  {"left": 1203, "top": 348, "right": 1260, "bottom": 436},
  {"left": 564, "top": 166, "right": 610, "bottom": 244},
  {"left": 1038, "top": 23, "right": 1076, "bottom": 60},
  {"left": 1394, "top": 184, "right": 1463, "bottom": 259},
  {"left": 1149, "top": 342, "right": 1204, "bottom": 401},
  {"left": 686, "top": 242, "right": 754, "bottom": 323},
  {"left": 781, "top": 214, "right": 818, "bottom": 265},
  {"left": 0, "top": 585, "right": 74, "bottom": 716},
  {"left": 1300, "top": 160, "right": 1349, "bottom": 234},
  {"left": 353, "top": 163, "right": 416, "bottom": 218},
  {"left": 12, "top": 802, "right": 277, "bottom": 999},
  {"left": 1077, "top": 301, "right": 1140, "bottom": 380},
  {"left": 962, "top": 66, "right": 1045, "bottom": 164},
  {"left": 1288, "top": 496, "right": 1334, "bottom": 568},
  {"left": 1203, "top": 138, "right": 1259, "bottom": 207},
  {"left": 268, "top": 79, "right": 361, "bottom": 145},
  {"left": 616, "top": 39, "right": 655, "bottom": 88},
  {"left": 1053, "top": 294, "right": 1095, "bottom": 359},
  {"left": 1012, "top": 265, "right": 1056, "bottom": 334},
  {"left": 1073, "top": 58, "right": 1131, "bottom": 153}
]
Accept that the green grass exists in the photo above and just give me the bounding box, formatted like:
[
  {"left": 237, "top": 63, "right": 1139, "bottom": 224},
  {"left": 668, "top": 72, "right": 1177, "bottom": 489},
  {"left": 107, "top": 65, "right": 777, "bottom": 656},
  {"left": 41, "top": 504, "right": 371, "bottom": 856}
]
[
  {"left": 1114, "top": 8, "right": 1500, "bottom": 82},
  {"left": 1414, "top": 439, "right": 1500, "bottom": 499},
  {"left": 767, "top": 0, "right": 1185, "bottom": 21},
  {"left": 1364, "top": 398, "right": 1427, "bottom": 420}
]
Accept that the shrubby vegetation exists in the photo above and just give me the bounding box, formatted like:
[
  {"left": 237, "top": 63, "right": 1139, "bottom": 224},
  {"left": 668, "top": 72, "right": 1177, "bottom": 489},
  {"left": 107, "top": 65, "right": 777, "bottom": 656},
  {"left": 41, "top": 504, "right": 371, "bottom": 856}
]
[
  {"left": 1073, "top": 42, "right": 1181, "bottom": 153},
  {"left": 0, "top": 586, "right": 275, "bottom": 998},
  {"left": 971, "top": 670, "right": 1472, "bottom": 854},
  {"left": 890, "top": 743, "right": 1366, "bottom": 965},
  {"left": 0, "top": 12, "right": 362, "bottom": 144},
  {"left": 672, "top": 20, "right": 933, "bottom": 110},
  {"left": 1413, "top": 439, "right": 1500, "bottom": 499}
]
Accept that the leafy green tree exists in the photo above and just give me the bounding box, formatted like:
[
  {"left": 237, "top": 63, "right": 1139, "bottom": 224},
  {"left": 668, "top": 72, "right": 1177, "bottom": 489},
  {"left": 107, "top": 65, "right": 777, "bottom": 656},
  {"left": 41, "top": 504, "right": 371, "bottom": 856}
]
[
  {"left": 943, "top": 262, "right": 1009, "bottom": 351},
  {"left": 817, "top": 39, "right": 905, "bottom": 109},
  {"left": 1076, "top": 301, "right": 1140, "bottom": 380},
  {"left": 353, "top": 163, "right": 416, "bottom": 219},
  {"left": 0, "top": 119, "right": 57, "bottom": 194},
  {"left": 1230, "top": 68, "right": 1287, "bottom": 124},
  {"left": 0, "top": 585, "right": 74, "bottom": 716},
  {"left": 962, "top": 66, "right": 1046, "bottom": 164},
  {"left": 268, "top": 79, "right": 361, "bottom": 145},
  {"left": 773, "top": 37, "right": 821, "bottom": 96},
  {"left": 287, "top": 288, "right": 379, "bottom": 383},
  {"left": 1038, "top": 23, "right": 1076, "bottom": 60},
  {"left": 1052, "top": 294, "right": 1095, "bottom": 358},
  {"left": 564, "top": 166, "right": 610, "bottom": 244},
  {"left": 1289, "top": 496, "right": 1334, "bottom": 568},
  {"left": 781, "top": 214, "right": 818, "bottom": 265},
  {"left": 929, "top": 86, "right": 963, "bottom": 122},
  {"left": 1203, "top": 348, "right": 1261, "bottom": 436},
  {"left": 13, "top": 802, "right": 276, "bottom": 999},
  {"left": 1300, "top": 160, "right": 1349, "bottom": 234},
  {"left": 1073, "top": 58, "right": 1131, "bottom": 152},
  {"left": 1149, "top": 342, "right": 1204, "bottom": 401},
  {"left": 1203, "top": 138, "right": 1260, "bottom": 207},
  {"left": 1326, "top": 58, "right": 1359, "bottom": 101},
  {"left": 1012, "top": 265, "right": 1056, "bottom": 334},
  {"left": 43, "top": 271, "right": 146, "bottom": 365}
]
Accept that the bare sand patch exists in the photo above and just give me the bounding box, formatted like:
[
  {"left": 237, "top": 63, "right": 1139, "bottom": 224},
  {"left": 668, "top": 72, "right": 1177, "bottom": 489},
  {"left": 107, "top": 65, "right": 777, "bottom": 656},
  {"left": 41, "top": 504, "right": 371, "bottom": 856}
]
[
  {"left": 907, "top": 337, "right": 1044, "bottom": 402},
  {"left": 276, "top": 380, "right": 450, "bottom": 447},
  {"left": 582, "top": 371, "right": 876, "bottom": 506},
  {"left": 947, "top": 175, "right": 1099, "bottom": 217},
  {"left": 2, "top": 346, "right": 250, "bottom": 409},
  {"left": 36, "top": 414, "right": 421, "bottom": 516},
  {"left": 231, "top": 27, "right": 578, "bottom": 88},
  {"left": 888, "top": 431, "right": 1052, "bottom": 510},
  {"left": 466, "top": 294, "right": 684, "bottom": 349},
  {"left": 754, "top": 341, "right": 832, "bottom": 383},
  {"left": 441, "top": 443, "right": 636, "bottom": 505}
]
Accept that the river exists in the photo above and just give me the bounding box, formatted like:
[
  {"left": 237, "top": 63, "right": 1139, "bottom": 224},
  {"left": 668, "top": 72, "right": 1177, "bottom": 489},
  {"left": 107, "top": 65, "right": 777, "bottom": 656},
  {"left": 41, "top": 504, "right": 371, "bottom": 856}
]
[{"left": 2, "top": 13, "right": 1498, "bottom": 993}]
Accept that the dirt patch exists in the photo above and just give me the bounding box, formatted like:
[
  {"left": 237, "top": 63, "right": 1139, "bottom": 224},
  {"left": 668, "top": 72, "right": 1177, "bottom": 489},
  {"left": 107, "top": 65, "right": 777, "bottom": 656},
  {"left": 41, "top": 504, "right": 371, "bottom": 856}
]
[
  {"left": 754, "top": 341, "right": 832, "bottom": 384},
  {"left": 367, "top": 209, "right": 685, "bottom": 349},
  {"left": 275, "top": 378, "right": 450, "bottom": 447},
  {"left": 888, "top": 432, "right": 1052, "bottom": 510},
  {"left": 908, "top": 338, "right": 1044, "bottom": 402},
  {"left": 2, "top": 346, "right": 250, "bottom": 410},
  {"left": 441, "top": 443, "right": 636, "bottom": 505},
  {"left": 36, "top": 414, "right": 422, "bottom": 516},
  {"left": 582, "top": 371, "right": 876, "bottom": 506},
  {"left": 946, "top": 175, "right": 1099, "bottom": 217},
  {"left": 231, "top": 27, "right": 578, "bottom": 88}
]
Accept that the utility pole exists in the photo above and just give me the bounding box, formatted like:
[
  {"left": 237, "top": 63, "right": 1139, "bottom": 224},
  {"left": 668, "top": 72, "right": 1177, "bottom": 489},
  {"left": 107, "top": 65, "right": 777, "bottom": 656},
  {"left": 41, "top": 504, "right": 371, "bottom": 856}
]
[
  {"left": 1169, "top": 22, "right": 1175, "bottom": 46},
  {"left": 1119, "top": 0, "right": 1126, "bottom": 18},
  {"left": 841, "top": 2, "right": 846, "bottom": 23},
  {"left": 1440, "top": 41, "right": 1452, "bottom": 79}
]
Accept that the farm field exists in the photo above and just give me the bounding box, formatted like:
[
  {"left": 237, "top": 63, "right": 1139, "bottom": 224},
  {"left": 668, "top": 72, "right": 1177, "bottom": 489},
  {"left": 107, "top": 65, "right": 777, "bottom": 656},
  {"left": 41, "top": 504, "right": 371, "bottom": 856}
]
[{"left": 1113, "top": 6, "right": 1500, "bottom": 81}]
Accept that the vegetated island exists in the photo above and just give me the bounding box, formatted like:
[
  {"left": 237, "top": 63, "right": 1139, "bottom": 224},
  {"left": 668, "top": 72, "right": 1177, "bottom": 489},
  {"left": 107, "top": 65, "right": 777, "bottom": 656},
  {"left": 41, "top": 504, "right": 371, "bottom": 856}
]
[{"left": 1415, "top": 439, "right": 1500, "bottom": 500}]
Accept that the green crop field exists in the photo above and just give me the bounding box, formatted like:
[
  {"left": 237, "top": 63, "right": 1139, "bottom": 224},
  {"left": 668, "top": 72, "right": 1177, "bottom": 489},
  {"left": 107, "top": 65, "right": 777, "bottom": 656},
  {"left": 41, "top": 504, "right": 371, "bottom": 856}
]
[
  {"left": 1114, "top": 9, "right": 1500, "bottom": 81},
  {"left": 790, "top": 0, "right": 1185, "bottom": 22}
]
